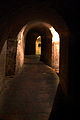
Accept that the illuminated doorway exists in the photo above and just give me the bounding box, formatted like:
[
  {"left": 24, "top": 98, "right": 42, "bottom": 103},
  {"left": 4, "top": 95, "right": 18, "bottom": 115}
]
[{"left": 35, "top": 36, "right": 41, "bottom": 55}]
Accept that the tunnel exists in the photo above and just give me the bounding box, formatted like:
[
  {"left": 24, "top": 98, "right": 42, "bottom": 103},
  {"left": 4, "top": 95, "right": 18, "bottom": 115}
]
[
  {"left": 15, "top": 22, "right": 60, "bottom": 74},
  {"left": 0, "top": 0, "right": 78, "bottom": 120}
]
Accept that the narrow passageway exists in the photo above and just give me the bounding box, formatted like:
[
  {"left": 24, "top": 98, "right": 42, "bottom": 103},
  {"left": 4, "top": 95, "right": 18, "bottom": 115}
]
[{"left": 0, "top": 55, "right": 59, "bottom": 120}]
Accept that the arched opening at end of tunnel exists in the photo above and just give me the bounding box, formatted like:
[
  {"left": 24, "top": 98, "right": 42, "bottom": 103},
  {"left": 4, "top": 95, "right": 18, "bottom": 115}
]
[
  {"left": 35, "top": 36, "right": 41, "bottom": 55},
  {"left": 24, "top": 32, "right": 42, "bottom": 63}
]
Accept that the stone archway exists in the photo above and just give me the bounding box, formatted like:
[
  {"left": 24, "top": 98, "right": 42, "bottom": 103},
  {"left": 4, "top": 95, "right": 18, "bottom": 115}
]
[
  {"left": 15, "top": 21, "right": 60, "bottom": 75},
  {"left": 16, "top": 22, "right": 52, "bottom": 74}
]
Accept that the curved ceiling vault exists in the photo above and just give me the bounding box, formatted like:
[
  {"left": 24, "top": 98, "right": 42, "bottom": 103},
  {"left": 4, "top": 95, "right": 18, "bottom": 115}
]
[{"left": 0, "top": 7, "right": 69, "bottom": 53}]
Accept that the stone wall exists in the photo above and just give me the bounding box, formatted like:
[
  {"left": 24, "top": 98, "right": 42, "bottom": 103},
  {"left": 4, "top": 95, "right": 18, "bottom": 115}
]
[
  {"left": 25, "top": 32, "right": 36, "bottom": 55},
  {"left": 41, "top": 35, "right": 52, "bottom": 66},
  {"left": 16, "top": 26, "right": 26, "bottom": 74},
  {"left": 0, "top": 40, "right": 7, "bottom": 91},
  {"left": 52, "top": 42, "right": 60, "bottom": 73},
  {"left": 0, "top": 40, "right": 7, "bottom": 77},
  {"left": 5, "top": 39, "right": 17, "bottom": 76}
]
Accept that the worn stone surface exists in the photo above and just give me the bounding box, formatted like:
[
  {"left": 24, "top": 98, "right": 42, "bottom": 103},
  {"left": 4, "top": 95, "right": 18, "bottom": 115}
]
[
  {"left": 0, "top": 55, "right": 59, "bottom": 120},
  {"left": 52, "top": 42, "right": 60, "bottom": 73},
  {"left": 0, "top": 40, "right": 7, "bottom": 77},
  {"left": 5, "top": 39, "right": 17, "bottom": 76},
  {"left": 16, "top": 26, "right": 26, "bottom": 74},
  {"left": 0, "top": 40, "right": 7, "bottom": 92}
]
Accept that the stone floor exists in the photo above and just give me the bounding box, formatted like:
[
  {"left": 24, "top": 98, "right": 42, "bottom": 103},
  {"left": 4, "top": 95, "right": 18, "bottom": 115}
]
[{"left": 0, "top": 55, "right": 59, "bottom": 120}]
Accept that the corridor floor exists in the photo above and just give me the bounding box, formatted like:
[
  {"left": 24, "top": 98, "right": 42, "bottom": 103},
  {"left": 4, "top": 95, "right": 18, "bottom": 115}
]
[{"left": 0, "top": 55, "right": 59, "bottom": 120}]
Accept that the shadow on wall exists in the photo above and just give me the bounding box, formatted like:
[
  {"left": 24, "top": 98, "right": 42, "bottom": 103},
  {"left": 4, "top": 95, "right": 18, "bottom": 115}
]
[
  {"left": 0, "top": 40, "right": 7, "bottom": 93},
  {"left": 49, "top": 83, "right": 74, "bottom": 120},
  {"left": 0, "top": 41, "right": 7, "bottom": 78}
]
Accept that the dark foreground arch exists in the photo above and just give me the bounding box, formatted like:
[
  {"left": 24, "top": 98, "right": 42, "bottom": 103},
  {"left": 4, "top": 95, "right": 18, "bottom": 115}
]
[{"left": 0, "top": 7, "right": 71, "bottom": 120}]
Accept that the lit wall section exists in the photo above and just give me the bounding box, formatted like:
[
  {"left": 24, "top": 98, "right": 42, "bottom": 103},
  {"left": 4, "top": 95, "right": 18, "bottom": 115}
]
[
  {"left": 50, "top": 27, "right": 60, "bottom": 73},
  {"left": 16, "top": 26, "right": 26, "bottom": 74}
]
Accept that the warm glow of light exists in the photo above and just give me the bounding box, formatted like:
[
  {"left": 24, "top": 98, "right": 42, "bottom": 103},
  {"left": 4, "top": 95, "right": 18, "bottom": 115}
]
[
  {"left": 49, "top": 27, "right": 60, "bottom": 43},
  {"left": 37, "top": 36, "right": 41, "bottom": 39},
  {"left": 35, "top": 36, "right": 41, "bottom": 55}
]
